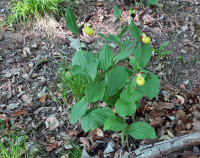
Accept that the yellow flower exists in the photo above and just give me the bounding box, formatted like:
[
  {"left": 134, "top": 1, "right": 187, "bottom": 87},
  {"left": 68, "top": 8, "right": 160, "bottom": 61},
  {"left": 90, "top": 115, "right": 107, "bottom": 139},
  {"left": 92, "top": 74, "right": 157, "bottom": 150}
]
[
  {"left": 136, "top": 74, "right": 145, "bottom": 86},
  {"left": 142, "top": 36, "right": 151, "bottom": 44},
  {"left": 84, "top": 27, "right": 94, "bottom": 35}
]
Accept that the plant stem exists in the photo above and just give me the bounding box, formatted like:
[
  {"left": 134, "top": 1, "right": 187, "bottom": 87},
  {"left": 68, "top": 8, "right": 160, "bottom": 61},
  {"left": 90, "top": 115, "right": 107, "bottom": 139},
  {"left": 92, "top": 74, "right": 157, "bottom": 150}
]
[
  {"left": 126, "top": 134, "right": 129, "bottom": 147},
  {"left": 78, "top": 33, "right": 82, "bottom": 51},
  {"left": 122, "top": 130, "right": 125, "bottom": 146}
]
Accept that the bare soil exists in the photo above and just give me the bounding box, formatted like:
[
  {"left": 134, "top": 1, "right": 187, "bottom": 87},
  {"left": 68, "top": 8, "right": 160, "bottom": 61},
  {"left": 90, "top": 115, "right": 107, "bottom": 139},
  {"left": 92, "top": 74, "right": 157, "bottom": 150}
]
[{"left": 0, "top": 0, "right": 200, "bottom": 157}]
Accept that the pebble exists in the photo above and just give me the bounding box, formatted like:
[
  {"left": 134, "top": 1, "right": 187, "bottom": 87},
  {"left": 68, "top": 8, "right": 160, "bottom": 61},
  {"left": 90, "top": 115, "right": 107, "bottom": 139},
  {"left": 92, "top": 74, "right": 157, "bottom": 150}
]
[
  {"left": 0, "top": 56, "right": 3, "bottom": 61},
  {"left": 31, "top": 43, "right": 38, "bottom": 48},
  {"left": 183, "top": 80, "right": 189, "bottom": 85},
  {"left": 1, "top": 9, "right": 5, "bottom": 12}
]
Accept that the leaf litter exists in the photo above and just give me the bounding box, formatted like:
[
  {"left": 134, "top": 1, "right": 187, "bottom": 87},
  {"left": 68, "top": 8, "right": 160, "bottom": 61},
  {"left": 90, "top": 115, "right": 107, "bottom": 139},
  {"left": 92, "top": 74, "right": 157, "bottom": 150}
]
[{"left": 0, "top": 0, "right": 200, "bottom": 157}]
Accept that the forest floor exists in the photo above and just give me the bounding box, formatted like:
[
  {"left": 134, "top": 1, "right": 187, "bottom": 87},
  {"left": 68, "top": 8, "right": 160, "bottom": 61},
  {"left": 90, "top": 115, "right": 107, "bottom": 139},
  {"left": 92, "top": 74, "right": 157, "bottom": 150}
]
[{"left": 0, "top": 0, "right": 200, "bottom": 157}]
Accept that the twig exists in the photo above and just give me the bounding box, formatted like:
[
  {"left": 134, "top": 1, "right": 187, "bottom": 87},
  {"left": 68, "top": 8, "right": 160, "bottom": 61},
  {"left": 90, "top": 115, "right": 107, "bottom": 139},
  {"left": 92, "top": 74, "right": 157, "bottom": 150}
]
[{"left": 121, "top": 131, "right": 200, "bottom": 158}]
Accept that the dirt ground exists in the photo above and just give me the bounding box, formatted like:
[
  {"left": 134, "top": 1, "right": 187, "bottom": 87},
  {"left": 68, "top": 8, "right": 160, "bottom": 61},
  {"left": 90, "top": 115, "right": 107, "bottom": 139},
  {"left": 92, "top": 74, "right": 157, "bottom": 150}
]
[{"left": 0, "top": 0, "right": 200, "bottom": 157}]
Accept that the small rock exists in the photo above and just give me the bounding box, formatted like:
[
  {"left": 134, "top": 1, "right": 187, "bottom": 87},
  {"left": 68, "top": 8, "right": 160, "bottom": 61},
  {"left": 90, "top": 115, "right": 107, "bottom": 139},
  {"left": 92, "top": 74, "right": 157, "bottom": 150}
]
[
  {"left": 181, "top": 26, "right": 189, "bottom": 32},
  {"left": 181, "top": 49, "right": 187, "bottom": 53},
  {"left": 183, "top": 80, "right": 189, "bottom": 85},
  {"left": 1, "top": 9, "right": 5, "bottom": 12},
  {"left": 31, "top": 43, "right": 38, "bottom": 48}
]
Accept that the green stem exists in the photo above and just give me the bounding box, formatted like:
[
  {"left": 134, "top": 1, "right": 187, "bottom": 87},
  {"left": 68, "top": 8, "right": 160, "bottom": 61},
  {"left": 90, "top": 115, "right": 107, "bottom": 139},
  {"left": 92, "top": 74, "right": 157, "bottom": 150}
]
[
  {"left": 78, "top": 33, "right": 82, "bottom": 51},
  {"left": 126, "top": 134, "right": 129, "bottom": 147},
  {"left": 122, "top": 130, "right": 125, "bottom": 146}
]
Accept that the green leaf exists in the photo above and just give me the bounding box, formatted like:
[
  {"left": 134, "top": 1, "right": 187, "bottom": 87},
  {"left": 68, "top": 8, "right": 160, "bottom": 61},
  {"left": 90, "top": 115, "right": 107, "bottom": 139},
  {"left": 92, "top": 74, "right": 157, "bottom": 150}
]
[
  {"left": 133, "top": 42, "right": 152, "bottom": 69},
  {"left": 98, "top": 33, "right": 122, "bottom": 45},
  {"left": 118, "top": 26, "right": 128, "bottom": 38},
  {"left": 105, "top": 67, "right": 129, "bottom": 99},
  {"left": 129, "top": 90, "right": 144, "bottom": 102},
  {"left": 120, "top": 89, "right": 143, "bottom": 103},
  {"left": 159, "top": 41, "right": 170, "bottom": 52},
  {"left": 98, "top": 43, "right": 113, "bottom": 71},
  {"left": 72, "top": 51, "right": 98, "bottom": 81},
  {"left": 81, "top": 108, "right": 101, "bottom": 133},
  {"left": 65, "top": 6, "right": 79, "bottom": 35},
  {"left": 115, "top": 98, "right": 136, "bottom": 118},
  {"left": 121, "top": 39, "right": 132, "bottom": 51},
  {"left": 70, "top": 96, "right": 88, "bottom": 124},
  {"left": 91, "top": 107, "right": 114, "bottom": 124},
  {"left": 137, "top": 71, "right": 160, "bottom": 99},
  {"left": 126, "top": 121, "right": 157, "bottom": 139},
  {"left": 113, "top": 50, "right": 132, "bottom": 62},
  {"left": 161, "top": 51, "right": 172, "bottom": 56},
  {"left": 103, "top": 115, "right": 127, "bottom": 132},
  {"left": 130, "top": 57, "right": 139, "bottom": 72},
  {"left": 129, "top": 20, "right": 141, "bottom": 40},
  {"left": 145, "top": 0, "right": 159, "bottom": 5},
  {"left": 85, "top": 83, "right": 105, "bottom": 102},
  {"left": 113, "top": 5, "right": 121, "bottom": 19}
]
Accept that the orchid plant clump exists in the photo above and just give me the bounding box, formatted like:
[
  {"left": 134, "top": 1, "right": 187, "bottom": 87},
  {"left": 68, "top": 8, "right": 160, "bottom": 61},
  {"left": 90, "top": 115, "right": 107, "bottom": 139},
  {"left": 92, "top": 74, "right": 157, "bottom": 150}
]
[{"left": 63, "top": 5, "right": 164, "bottom": 145}]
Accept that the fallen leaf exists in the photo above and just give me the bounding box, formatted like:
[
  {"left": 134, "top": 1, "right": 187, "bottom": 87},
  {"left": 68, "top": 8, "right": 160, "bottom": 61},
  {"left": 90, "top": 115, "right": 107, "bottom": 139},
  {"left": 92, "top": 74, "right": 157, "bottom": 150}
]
[
  {"left": 73, "top": 130, "right": 83, "bottom": 137},
  {"left": 80, "top": 137, "right": 90, "bottom": 147},
  {"left": 175, "top": 95, "right": 185, "bottom": 105},
  {"left": 89, "top": 128, "right": 104, "bottom": 137},
  {"left": 104, "top": 141, "right": 115, "bottom": 154},
  {"left": 22, "top": 94, "right": 32, "bottom": 104},
  {"left": 175, "top": 122, "right": 185, "bottom": 131},
  {"left": 94, "top": 3, "right": 103, "bottom": 7},
  {"left": 193, "top": 88, "right": 200, "bottom": 94},
  {"left": 40, "top": 94, "right": 48, "bottom": 103},
  {"left": 66, "top": 129, "right": 74, "bottom": 137},
  {"left": 173, "top": 19, "right": 180, "bottom": 28},
  {"left": 23, "top": 47, "right": 31, "bottom": 57},
  {"left": 12, "top": 110, "right": 28, "bottom": 117},
  {"left": 166, "top": 130, "right": 175, "bottom": 138},
  {"left": 159, "top": 102, "right": 174, "bottom": 109},
  {"left": 179, "top": 84, "right": 186, "bottom": 90},
  {"left": 150, "top": 110, "right": 165, "bottom": 118},
  {"left": 150, "top": 117, "right": 164, "bottom": 128},
  {"left": 46, "top": 136, "right": 56, "bottom": 143},
  {"left": 46, "top": 142, "right": 58, "bottom": 151},
  {"left": 176, "top": 110, "right": 186, "bottom": 120},
  {"left": 45, "top": 116, "right": 59, "bottom": 130}
]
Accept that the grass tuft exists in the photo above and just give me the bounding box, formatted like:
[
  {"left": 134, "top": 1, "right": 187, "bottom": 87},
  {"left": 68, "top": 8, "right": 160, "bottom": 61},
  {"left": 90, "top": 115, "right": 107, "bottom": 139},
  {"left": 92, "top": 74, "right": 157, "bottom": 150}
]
[
  {"left": 0, "top": 120, "right": 28, "bottom": 158},
  {"left": 1, "top": 0, "right": 69, "bottom": 27}
]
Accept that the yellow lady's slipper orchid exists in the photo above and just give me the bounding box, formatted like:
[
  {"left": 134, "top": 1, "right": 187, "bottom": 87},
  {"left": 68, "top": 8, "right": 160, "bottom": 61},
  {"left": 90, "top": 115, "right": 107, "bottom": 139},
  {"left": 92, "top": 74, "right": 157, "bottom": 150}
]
[
  {"left": 84, "top": 27, "right": 94, "bottom": 35},
  {"left": 136, "top": 74, "right": 145, "bottom": 86},
  {"left": 142, "top": 36, "right": 151, "bottom": 44}
]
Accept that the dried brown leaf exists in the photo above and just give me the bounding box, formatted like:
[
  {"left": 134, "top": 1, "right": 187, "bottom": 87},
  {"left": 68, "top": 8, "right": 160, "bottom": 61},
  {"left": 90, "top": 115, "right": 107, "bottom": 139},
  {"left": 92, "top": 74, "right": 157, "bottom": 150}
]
[
  {"left": 175, "top": 95, "right": 185, "bottom": 105},
  {"left": 46, "top": 142, "right": 58, "bottom": 151},
  {"left": 12, "top": 110, "right": 28, "bottom": 117},
  {"left": 150, "top": 117, "right": 164, "bottom": 128},
  {"left": 79, "top": 137, "right": 90, "bottom": 147},
  {"left": 40, "top": 94, "right": 48, "bottom": 103}
]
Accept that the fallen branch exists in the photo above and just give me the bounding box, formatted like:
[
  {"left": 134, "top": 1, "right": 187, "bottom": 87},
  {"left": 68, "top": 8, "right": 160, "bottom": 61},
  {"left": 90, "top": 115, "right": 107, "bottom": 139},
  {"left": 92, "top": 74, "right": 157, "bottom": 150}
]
[{"left": 122, "top": 131, "right": 200, "bottom": 158}]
